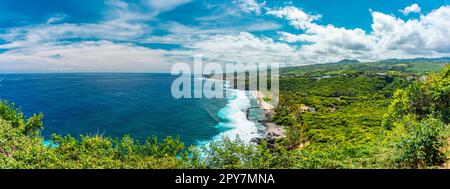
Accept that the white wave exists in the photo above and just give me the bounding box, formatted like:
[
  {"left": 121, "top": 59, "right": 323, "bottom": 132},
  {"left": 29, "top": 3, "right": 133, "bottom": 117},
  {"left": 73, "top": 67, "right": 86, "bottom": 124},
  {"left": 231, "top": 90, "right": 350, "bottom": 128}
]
[
  {"left": 223, "top": 81, "right": 230, "bottom": 89},
  {"left": 196, "top": 88, "right": 260, "bottom": 146}
]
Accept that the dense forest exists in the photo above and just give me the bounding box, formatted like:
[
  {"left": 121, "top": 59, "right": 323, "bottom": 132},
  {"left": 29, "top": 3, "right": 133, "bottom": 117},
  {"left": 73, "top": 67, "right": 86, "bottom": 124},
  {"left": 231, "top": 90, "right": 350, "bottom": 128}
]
[
  {"left": 0, "top": 60, "right": 448, "bottom": 169},
  {"left": 276, "top": 60, "right": 449, "bottom": 168}
]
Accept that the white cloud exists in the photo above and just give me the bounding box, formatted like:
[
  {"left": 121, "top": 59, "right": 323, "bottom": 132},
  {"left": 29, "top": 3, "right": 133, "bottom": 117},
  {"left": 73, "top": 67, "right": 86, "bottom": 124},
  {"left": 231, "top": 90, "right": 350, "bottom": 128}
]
[
  {"left": 104, "top": 0, "right": 192, "bottom": 22},
  {"left": 0, "top": 21, "right": 149, "bottom": 48},
  {"left": 278, "top": 25, "right": 377, "bottom": 63},
  {"left": 270, "top": 6, "right": 376, "bottom": 63},
  {"left": 273, "top": 5, "right": 450, "bottom": 64},
  {"left": 235, "top": 0, "right": 265, "bottom": 15},
  {"left": 400, "top": 3, "right": 421, "bottom": 16},
  {"left": 161, "top": 21, "right": 280, "bottom": 35},
  {"left": 105, "top": 0, "right": 153, "bottom": 21},
  {"left": 46, "top": 14, "right": 67, "bottom": 24},
  {"left": 0, "top": 1, "right": 154, "bottom": 48},
  {"left": 186, "top": 32, "right": 300, "bottom": 65},
  {"left": 0, "top": 0, "right": 192, "bottom": 72},
  {"left": 142, "top": 21, "right": 281, "bottom": 45},
  {"left": 277, "top": 31, "right": 303, "bottom": 43},
  {"left": 0, "top": 41, "right": 177, "bottom": 72},
  {"left": 267, "top": 6, "right": 321, "bottom": 30},
  {"left": 144, "top": 34, "right": 200, "bottom": 45},
  {"left": 372, "top": 6, "right": 450, "bottom": 54},
  {"left": 146, "top": 0, "right": 192, "bottom": 13},
  {"left": 2, "top": 2, "right": 450, "bottom": 72}
]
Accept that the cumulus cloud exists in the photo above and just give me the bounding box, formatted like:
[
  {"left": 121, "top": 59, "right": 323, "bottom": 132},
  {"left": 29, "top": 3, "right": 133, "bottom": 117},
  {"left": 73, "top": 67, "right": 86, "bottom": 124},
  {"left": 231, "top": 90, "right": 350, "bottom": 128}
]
[
  {"left": 271, "top": 6, "right": 376, "bottom": 63},
  {"left": 400, "top": 3, "right": 421, "bottom": 15},
  {"left": 280, "top": 26, "right": 376, "bottom": 63},
  {"left": 274, "top": 5, "right": 450, "bottom": 63},
  {"left": 267, "top": 6, "right": 321, "bottom": 30},
  {"left": 186, "top": 32, "right": 299, "bottom": 65},
  {"left": 372, "top": 6, "right": 450, "bottom": 54}
]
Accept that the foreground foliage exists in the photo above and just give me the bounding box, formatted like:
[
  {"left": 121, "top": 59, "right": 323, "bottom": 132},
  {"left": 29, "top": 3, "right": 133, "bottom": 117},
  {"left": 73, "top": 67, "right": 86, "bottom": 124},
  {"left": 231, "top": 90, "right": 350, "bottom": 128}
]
[{"left": 0, "top": 100, "right": 297, "bottom": 169}]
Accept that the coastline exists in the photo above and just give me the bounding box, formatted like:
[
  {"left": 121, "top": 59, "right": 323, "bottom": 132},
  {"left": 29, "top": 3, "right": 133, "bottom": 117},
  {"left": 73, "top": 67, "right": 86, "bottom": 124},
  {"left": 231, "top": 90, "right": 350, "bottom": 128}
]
[
  {"left": 249, "top": 91, "right": 286, "bottom": 143},
  {"left": 201, "top": 77, "right": 262, "bottom": 145},
  {"left": 202, "top": 76, "right": 285, "bottom": 144}
]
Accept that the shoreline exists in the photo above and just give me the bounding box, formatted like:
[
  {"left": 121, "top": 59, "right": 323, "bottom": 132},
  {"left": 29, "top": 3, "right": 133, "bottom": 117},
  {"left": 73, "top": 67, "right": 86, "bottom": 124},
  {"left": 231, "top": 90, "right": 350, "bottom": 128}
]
[
  {"left": 203, "top": 76, "right": 285, "bottom": 144},
  {"left": 249, "top": 91, "right": 286, "bottom": 143},
  {"left": 202, "top": 77, "right": 262, "bottom": 144}
]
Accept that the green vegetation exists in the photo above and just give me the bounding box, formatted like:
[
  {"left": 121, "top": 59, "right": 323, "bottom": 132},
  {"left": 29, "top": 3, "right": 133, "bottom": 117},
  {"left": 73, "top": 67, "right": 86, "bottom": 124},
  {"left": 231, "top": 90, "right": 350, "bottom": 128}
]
[
  {"left": 393, "top": 117, "right": 446, "bottom": 168},
  {"left": 273, "top": 61, "right": 449, "bottom": 168},
  {"left": 0, "top": 100, "right": 295, "bottom": 169},
  {"left": 384, "top": 65, "right": 449, "bottom": 168},
  {"left": 0, "top": 60, "right": 448, "bottom": 169},
  {"left": 0, "top": 101, "right": 190, "bottom": 168}
]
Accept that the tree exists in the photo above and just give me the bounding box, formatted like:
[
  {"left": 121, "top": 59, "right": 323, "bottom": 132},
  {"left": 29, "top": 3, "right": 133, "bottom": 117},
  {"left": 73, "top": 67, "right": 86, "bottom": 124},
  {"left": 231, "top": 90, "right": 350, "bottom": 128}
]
[
  {"left": 23, "top": 113, "right": 44, "bottom": 136},
  {"left": 0, "top": 101, "right": 25, "bottom": 128},
  {"left": 382, "top": 89, "right": 411, "bottom": 129}
]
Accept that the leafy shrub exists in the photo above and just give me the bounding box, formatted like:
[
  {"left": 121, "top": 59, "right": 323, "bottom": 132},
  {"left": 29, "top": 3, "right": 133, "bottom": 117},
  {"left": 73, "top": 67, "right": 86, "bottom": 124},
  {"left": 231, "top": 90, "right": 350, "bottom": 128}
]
[{"left": 394, "top": 118, "right": 447, "bottom": 168}]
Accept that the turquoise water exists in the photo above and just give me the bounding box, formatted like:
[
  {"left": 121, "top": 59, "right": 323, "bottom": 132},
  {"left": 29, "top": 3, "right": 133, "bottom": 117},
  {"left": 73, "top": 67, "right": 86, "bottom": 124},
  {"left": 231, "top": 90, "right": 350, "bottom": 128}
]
[{"left": 0, "top": 73, "right": 262, "bottom": 146}]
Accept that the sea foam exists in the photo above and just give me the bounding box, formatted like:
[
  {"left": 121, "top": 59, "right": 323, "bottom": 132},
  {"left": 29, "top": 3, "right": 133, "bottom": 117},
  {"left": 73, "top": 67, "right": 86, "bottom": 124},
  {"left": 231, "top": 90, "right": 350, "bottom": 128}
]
[
  {"left": 210, "top": 88, "right": 261, "bottom": 144},
  {"left": 193, "top": 78, "right": 262, "bottom": 145}
]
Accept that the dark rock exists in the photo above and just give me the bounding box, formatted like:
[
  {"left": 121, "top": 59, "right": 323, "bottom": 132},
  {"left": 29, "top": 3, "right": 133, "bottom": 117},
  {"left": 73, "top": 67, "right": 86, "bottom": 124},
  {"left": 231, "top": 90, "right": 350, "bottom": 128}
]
[{"left": 250, "top": 137, "right": 263, "bottom": 144}]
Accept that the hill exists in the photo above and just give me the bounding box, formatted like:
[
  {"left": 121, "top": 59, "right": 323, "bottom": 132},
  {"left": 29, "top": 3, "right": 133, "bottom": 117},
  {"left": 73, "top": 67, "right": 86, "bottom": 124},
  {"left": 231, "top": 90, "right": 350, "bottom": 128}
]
[{"left": 282, "top": 57, "right": 449, "bottom": 77}]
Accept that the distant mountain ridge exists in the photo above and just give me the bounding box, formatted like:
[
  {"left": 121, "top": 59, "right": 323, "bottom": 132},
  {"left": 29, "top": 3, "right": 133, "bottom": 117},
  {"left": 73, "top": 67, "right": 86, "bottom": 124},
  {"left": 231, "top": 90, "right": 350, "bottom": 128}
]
[
  {"left": 336, "top": 59, "right": 360, "bottom": 64},
  {"left": 378, "top": 57, "right": 450, "bottom": 63},
  {"left": 282, "top": 56, "right": 449, "bottom": 75},
  {"left": 332, "top": 57, "right": 450, "bottom": 65},
  {"left": 282, "top": 57, "right": 450, "bottom": 73}
]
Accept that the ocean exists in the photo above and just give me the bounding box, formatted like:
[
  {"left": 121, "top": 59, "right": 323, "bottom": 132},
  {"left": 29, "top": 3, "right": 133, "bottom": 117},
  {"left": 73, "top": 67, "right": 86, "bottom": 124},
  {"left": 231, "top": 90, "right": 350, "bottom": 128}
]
[{"left": 0, "top": 73, "right": 263, "bottom": 146}]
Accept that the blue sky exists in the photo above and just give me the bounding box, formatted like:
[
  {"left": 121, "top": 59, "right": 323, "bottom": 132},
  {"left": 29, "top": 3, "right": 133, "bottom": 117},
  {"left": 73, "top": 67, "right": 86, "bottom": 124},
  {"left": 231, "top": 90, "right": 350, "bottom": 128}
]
[{"left": 0, "top": 0, "right": 449, "bottom": 72}]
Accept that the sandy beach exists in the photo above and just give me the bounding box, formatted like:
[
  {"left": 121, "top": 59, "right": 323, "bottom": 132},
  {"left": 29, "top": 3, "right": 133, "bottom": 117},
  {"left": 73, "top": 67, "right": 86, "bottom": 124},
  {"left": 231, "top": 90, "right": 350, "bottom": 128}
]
[{"left": 251, "top": 91, "right": 286, "bottom": 140}]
